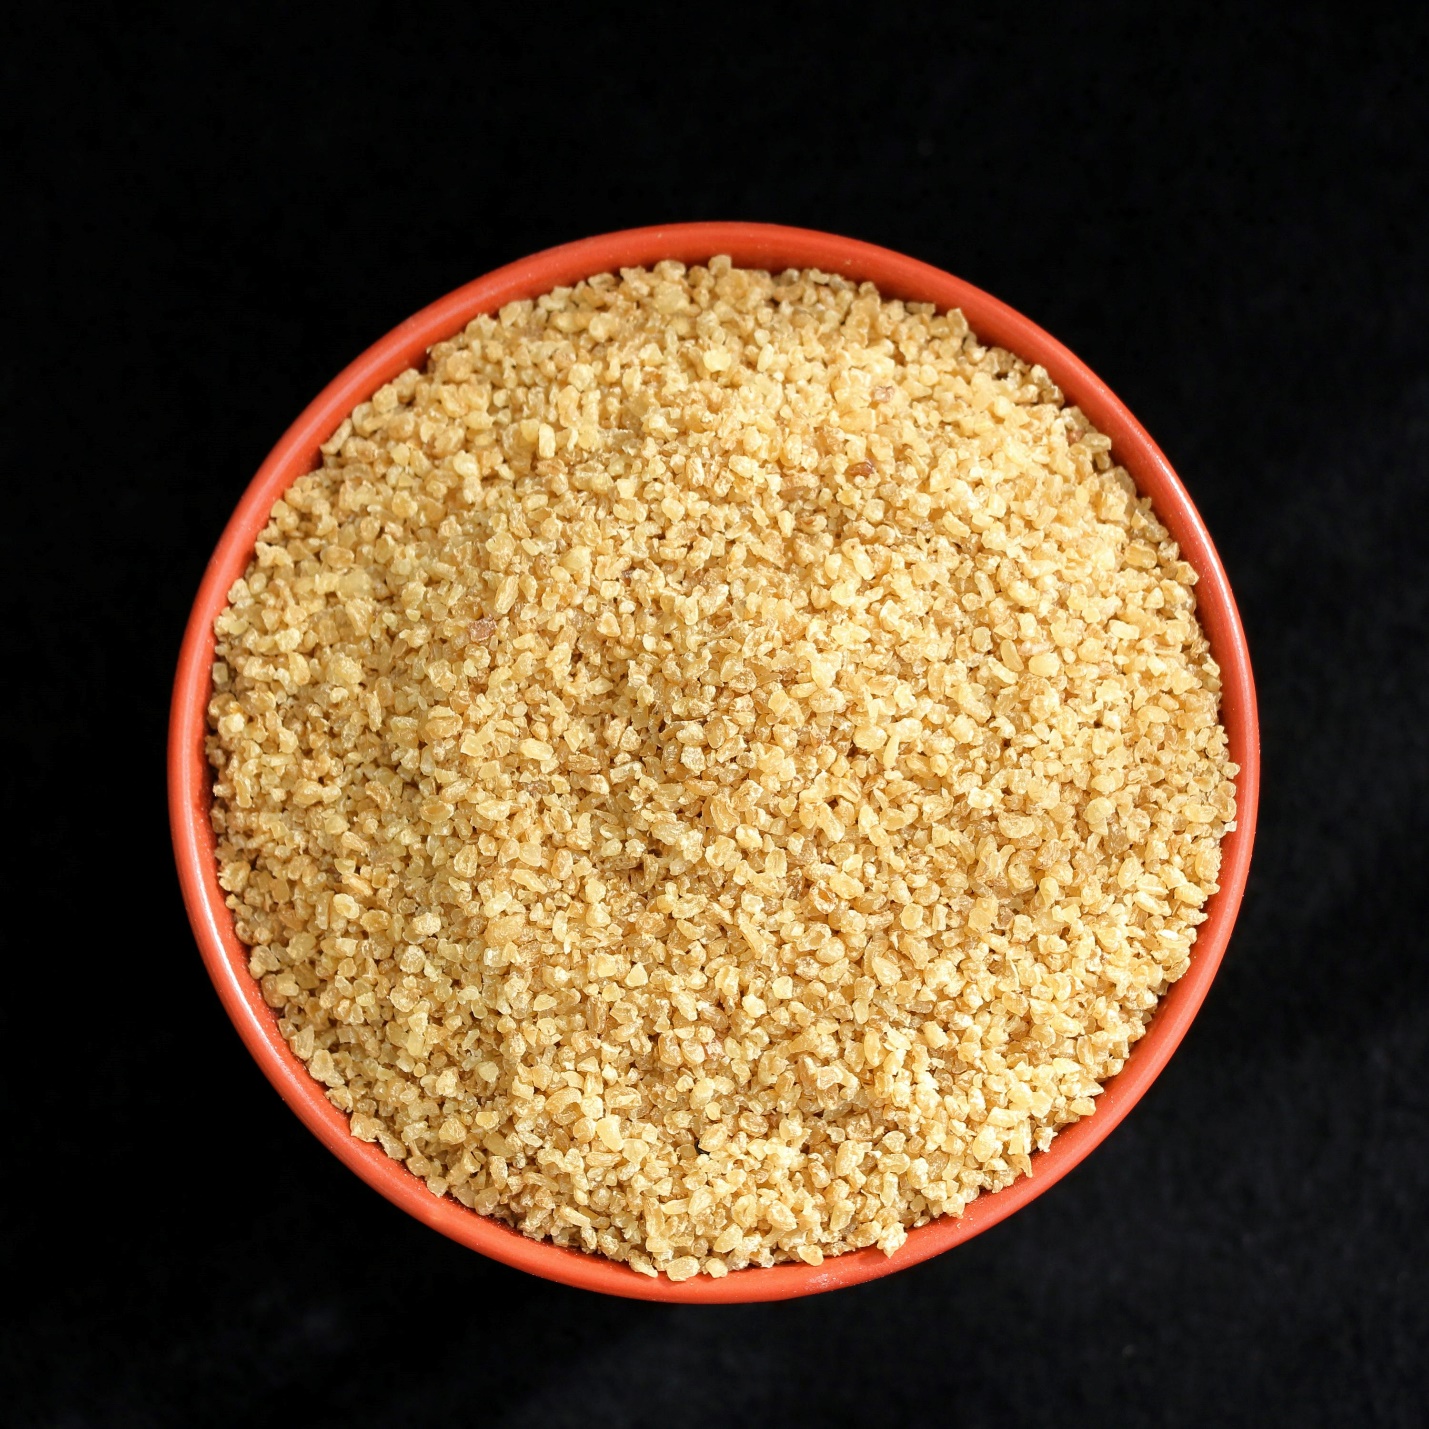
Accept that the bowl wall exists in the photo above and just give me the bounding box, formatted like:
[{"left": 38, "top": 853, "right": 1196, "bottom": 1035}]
[{"left": 170, "top": 222, "right": 1259, "bottom": 1302}]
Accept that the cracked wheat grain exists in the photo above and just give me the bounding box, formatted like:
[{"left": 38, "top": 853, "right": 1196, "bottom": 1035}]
[{"left": 208, "top": 259, "right": 1237, "bottom": 1278}]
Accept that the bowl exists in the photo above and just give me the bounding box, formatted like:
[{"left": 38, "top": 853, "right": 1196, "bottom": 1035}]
[{"left": 170, "top": 222, "right": 1260, "bottom": 1302}]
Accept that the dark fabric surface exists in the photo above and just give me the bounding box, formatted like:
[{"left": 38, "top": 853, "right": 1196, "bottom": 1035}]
[{"left": 7, "top": 6, "right": 1427, "bottom": 1425}]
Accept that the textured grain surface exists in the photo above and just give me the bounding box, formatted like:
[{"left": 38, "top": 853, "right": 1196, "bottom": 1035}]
[{"left": 207, "top": 262, "right": 1233, "bottom": 1274}]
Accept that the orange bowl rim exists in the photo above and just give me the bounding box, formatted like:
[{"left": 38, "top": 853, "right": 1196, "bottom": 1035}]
[{"left": 169, "top": 221, "right": 1260, "bottom": 1302}]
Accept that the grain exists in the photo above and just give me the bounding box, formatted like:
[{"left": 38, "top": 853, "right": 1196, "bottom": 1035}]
[{"left": 208, "top": 259, "right": 1236, "bottom": 1276}]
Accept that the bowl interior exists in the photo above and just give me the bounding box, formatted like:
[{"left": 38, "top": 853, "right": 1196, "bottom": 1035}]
[{"left": 170, "top": 222, "right": 1259, "bottom": 1302}]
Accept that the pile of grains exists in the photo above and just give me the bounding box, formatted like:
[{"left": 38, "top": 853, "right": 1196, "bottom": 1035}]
[{"left": 208, "top": 258, "right": 1237, "bottom": 1280}]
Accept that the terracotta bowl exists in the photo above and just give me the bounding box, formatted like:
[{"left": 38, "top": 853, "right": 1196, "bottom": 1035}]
[{"left": 170, "top": 222, "right": 1260, "bottom": 1302}]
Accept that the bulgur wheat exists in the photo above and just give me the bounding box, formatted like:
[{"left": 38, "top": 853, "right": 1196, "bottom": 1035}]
[{"left": 207, "top": 258, "right": 1237, "bottom": 1277}]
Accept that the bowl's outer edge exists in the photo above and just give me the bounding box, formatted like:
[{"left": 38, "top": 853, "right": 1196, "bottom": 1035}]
[{"left": 169, "top": 222, "right": 1260, "bottom": 1302}]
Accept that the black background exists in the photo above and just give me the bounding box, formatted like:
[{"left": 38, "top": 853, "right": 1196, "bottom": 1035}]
[{"left": 9, "top": 5, "right": 1429, "bottom": 1426}]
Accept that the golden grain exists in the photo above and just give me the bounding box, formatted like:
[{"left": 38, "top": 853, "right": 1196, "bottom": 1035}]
[{"left": 208, "top": 259, "right": 1235, "bottom": 1276}]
